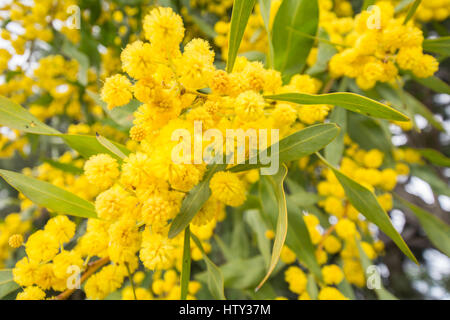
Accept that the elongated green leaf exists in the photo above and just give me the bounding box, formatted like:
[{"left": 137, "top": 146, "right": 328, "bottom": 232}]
[
  {"left": 316, "top": 154, "right": 418, "bottom": 264},
  {"left": 414, "top": 76, "right": 450, "bottom": 95},
  {"left": 356, "top": 239, "right": 398, "bottom": 300},
  {"left": 62, "top": 134, "right": 131, "bottom": 161},
  {"left": 266, "top": 92, "right": 409, "bottom": 121},
  {"left": 419, "top": 148, "right": 450, "bottom": 167},
  {"left": 169, "top": 163, "right": 227, "bottom": 238},
  {"left": 196, "top": 256, "right": 266, "bottom": 290},
  {"left": 307, "top": 29, "right": 338, "bottom": 75},
  {"left": 288, "top": 191, "right": 322, "bottom": 207},
  {"left": 181, "top": 226, "right": 191, "bottom": 300},
  {"left": 347, "top": 113, "right": 392, "bottom": 154},
  {"left": 0, "top": 270, "right": 19, "bottom": 299},
  {"left": 229, "top": 123, "right": 340, "bottom": 172},
  {"left": 0, "top": 95, "right": 60, "bottom": 135},
  {"left": 272, "top": 0, "right": 319, "bottom": 81},
  {"left": 257, "top": 164, "right": 288, "bottom": 290},
  {"left": 337, "top": 259, "right": 356, "bottom": 300},
  {"left": 397, "top": 196, "right": 450, "bottom": 257},
  {"left": 62, "top": 39, "right": 89, "bottom": 85},
  {"left": 325, "top": 107, "right": 347, "bottom": 166},
  {"left": 362, "top": 0, "right": 376, "bottom": 10},
  {"left": 96, "top": 134, "right": 127, "bottom": 160},
  {"left": 258, "top": 0, "right": 273, "bottom": 68},
  {"left": 285, "top": 198, "right": 323, "bottom": 280},
  {"left": 306, "top": 274, "right": 319, "bottom": 300},
  {"left": 0, "top": 169, "right": 97, "bottom": 219},
  {"left": 423, "top": 37, "right": 450, "bottom": 56},
  {"left": 244, "top": 211, "right": 271, "bottom": 267},
  {"left": 403, "top": 0, "right": 422, "bottom": 25},
  {"left": 0, "top": 96, "right": 131, "bottom": 159},
  {"left": 191, "top": 233, "right": 225, "bottom": 300},
  {"left": 226, "top": 0, "right": 257, "bottom": 72}
]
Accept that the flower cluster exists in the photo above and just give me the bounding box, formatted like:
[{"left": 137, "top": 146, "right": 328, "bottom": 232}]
[{"left": 329, "top": 2, "right": 439, "bottom": 89}]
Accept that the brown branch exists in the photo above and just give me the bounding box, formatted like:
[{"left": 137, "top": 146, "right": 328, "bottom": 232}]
[{"left": 55, "top": 257, "right": 110, "bottom": 300}]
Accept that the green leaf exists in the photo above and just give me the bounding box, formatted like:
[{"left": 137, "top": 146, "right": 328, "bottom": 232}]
[
  {"left": 61, "top": 134, "right": 131, "bottom": 161},
  {"left": 0, "top": 169, "right": 97, "bottom": 219},
  {"left": 96, "top": 134, "right": 127, "bottom": 160},
  {"left": 226, "top": 0, "right": 258, "bottom": 73},
  {"left": 191, "top": 233, "right": 226, "bottom": 300},
  {"left": 272, "top": 0, "right": 319, "bottom": 81},
  {"left": 403, "top": 0, "right": 422, "bottom": 25},
  {"left": 307, "top": 29, "right": 338, "bottom": 75},
  {"left": 169, "top": 163, "right": 227, "bottom": 238},
  {"left": 419, "top": 148, "right": 450, "bottom": 167},
  {"left": 306, "top": 274, "right": 319, "bottom": 300},
  {"left": 62, "top": 39, "right": 89, "bottom": 85},
  {"left": 221, "top": 256, "right": 266, "bottom": 290},
  {"left": 181, "top": 226, "right": 191, "bottom": 300},
  {"left": 265, "top": 92, "right": 409, "bottom": 121},
  {"left": 423, "top": 37, "right": 450, "bottom": 56},
  {"left": 362, "top": 0, "right": 376, "bottom": 10},
  {"left": 244, "top": 210, "right": 271, "bottom": 267},
  {"left": 0, "top": 270, "right": 19, "bottom": 299},
  {"left": 325, "top": 107, "right": 347, "bottom": 166},
  {"left": 396, "top": 196, "right": 450, "bottom": 257},
  {"left": 256, "top": 164, "right": 288, "bottom": 290},
  {"left": 0, "top": 96, "right": 131, "bottom": 160},
  {"left": 0, "top": 95, "right": 60, "bottom": 135},
  {"left": 229, "top": 123, "right": 340, "bottom": 172},
  {"left": 347, "top": 113, "right": 392, "bottom": 154},
  {"left": 285, "top": 198, "right": 323, "bottom": 280},
  {"left": 87, "top": 91, "right": 139, "bottom": 129},
  {"left": 316, "top": 153, "right": 418, "bottom": 264},
  {"left": 258, "top": 0, "right": 274, "bottom": 68},
  {"left": 288, "top": 190, "right": 322, "bottom": 207},
  {"left": 414, "top": 76, "right": 450, "bottom": 95},
  {"left": 356, "top": 239, "right": 398, "bottom": 300}
]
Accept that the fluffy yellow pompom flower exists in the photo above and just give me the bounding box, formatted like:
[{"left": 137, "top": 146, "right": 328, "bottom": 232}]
[
  {"left": 143, "top": 7, "right": 184, "bottom": 57},
  {"left": 177, "top": 38, "right": 215, "bottom": 90},
  {"left": 209, "top": 171, "right": 247, "bottom": 207},
  {"left": 323, "top": 235, "right": 342, "bottom": 254},
  {"left": 140, "top": 229, "right": 176, "bottom": 270},
  {"left": 121, "top": 41, "right": 156, "bottom": 79},
  {"left": 280, "top": 245, "right": 296, "bottom": 264},
  {"left": 52, "top": 250, "right": 83, "bottom": 279},
  {"left": 363, "top": 149, "right": 384, "bottom": 168},
  {"left": 12, "top": 257, "right": 40, "bottom": 287},
  {"left": 8, "top": 234, "right": 23, "bottom": 248},
  {"left": 335, "top": 218, "right": 357, "bottom": 240},
  {"left": 322, "top": 264, "right": 344, "bottom": 285},
  {"left": 84, "top": 154, "right": 120, "bottom": 190},
  {"left": 101, "top": 74, "right": 132, "bottom": 109},
  {"left": 234, "top": 91, "right": 265, "bottom": 122},
  {"left": 44, "top": 215, "right": 76, "bottom": 244},
  {"left": 284, "top": 266, "right": 307, "bottom": 295},
  {"left": 318, "top": 287, "right": 348, "bottom": 300},
  {"left": 16, "top": 286, "right": 46, "bottom": 300},
  {"left": 25, "top": 230, "right": 59, "bottom": 262}
]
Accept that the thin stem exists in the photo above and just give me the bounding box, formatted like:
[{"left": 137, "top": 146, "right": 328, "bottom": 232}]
[
  {"left": 180, "top": 225, "right": 191, "bottom": 300},
  {"left": 126, "top": 262, "right": 137, "bottom": 300},
  {"left": 55, "top": 257, "right": 110, "bottom": 300}
]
